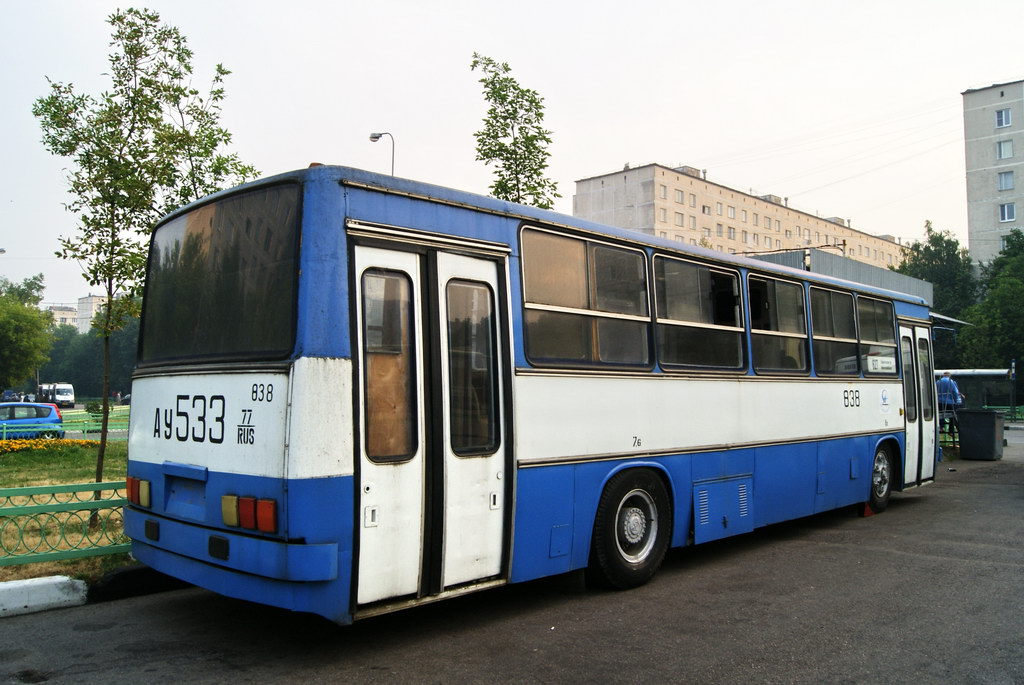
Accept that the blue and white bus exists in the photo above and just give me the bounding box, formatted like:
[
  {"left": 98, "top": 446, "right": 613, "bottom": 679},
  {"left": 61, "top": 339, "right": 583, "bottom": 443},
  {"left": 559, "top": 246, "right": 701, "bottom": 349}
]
[{"left": 125, "top": 165, "right": 937, "bottom": 624}]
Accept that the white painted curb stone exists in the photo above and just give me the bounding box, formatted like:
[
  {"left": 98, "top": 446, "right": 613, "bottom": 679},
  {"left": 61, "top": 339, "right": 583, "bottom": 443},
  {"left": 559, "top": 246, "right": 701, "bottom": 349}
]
[{"left": 0, "top": 576, "right": 88, "bottom": 618}]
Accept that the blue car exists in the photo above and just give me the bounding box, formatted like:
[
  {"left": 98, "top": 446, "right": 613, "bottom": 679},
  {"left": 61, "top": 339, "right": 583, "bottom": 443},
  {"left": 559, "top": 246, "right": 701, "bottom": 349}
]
[{"left": 0, "top": 402, "right": 65, "bottom": 439}]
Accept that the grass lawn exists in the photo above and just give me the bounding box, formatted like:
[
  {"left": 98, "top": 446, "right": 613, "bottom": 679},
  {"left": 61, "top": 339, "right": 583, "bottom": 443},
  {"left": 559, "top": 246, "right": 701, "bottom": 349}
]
[
  {"left": 1, "top": 439, "right": 136, "bottom": 583},
  {"left": 0, "top": 439, "right": 127, "bottom": 488}
]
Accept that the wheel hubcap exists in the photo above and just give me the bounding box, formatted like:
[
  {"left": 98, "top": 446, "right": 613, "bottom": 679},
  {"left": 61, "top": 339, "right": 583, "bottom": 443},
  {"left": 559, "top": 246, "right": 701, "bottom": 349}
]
[
  {"left": 873, "top": 451, "right": 890, "bottom": 498},
  {"left": 615, "top": 489, "right": 658, "bottom": 563}
]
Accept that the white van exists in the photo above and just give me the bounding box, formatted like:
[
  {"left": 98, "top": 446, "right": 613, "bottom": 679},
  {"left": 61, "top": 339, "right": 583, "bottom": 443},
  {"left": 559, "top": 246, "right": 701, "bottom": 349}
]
[{"left": 51, "top": 383, "right": 75, "bottom": 408}]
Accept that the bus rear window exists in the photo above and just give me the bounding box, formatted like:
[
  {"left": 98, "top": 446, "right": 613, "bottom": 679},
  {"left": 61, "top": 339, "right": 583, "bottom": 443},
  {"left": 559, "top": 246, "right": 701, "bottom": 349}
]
[{"left": 139, "top": 184, "right": 301, "bottom": 365}]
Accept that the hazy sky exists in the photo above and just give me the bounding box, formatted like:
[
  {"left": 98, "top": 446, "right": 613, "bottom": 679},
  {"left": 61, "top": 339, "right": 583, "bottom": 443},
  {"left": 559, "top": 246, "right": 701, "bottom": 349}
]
[{"left": 3, "top": 0, "right": 1022, "bottom": 305}]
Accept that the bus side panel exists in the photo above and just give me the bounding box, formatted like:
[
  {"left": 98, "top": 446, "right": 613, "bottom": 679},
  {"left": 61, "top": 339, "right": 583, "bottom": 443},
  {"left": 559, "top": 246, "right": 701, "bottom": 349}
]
[
  {"left": 753, "top": 442, "right": 817, "bottom": 527},
  {"left": 510, "top": 466, "right": 575, "bottom": 583}
]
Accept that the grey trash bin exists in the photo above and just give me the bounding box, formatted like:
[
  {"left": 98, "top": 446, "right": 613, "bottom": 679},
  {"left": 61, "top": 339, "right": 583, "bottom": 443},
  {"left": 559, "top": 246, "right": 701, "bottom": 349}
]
[{"left": 956, "top": 409, "right": 1004, "bottom": 460}]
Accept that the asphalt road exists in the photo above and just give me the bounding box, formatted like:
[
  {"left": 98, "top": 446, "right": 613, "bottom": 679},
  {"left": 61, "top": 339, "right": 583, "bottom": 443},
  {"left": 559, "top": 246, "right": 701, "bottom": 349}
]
[{"left": 4, "top": 441, "right": 1023, "bottom": 685}]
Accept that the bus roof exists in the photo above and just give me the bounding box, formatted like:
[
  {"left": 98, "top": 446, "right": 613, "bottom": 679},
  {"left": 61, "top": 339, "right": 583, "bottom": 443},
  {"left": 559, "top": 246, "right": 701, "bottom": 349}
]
[{"left": 159, "top": 164, "right": 930, "bottom": 309}]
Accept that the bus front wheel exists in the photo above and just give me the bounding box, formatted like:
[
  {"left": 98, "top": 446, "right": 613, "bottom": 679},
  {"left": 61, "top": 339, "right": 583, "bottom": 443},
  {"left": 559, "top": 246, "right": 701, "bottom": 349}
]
[
  {"left": 868, "top": 446, "right": 893, "bottom": 513},
  {"left": 587, "top": 468, "right": 671, "bottom": 590}
]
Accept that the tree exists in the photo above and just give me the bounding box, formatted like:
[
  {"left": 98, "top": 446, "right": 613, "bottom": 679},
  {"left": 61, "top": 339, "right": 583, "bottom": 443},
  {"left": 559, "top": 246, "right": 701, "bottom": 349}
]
[
  {"left": 33, "top": 8, "right": 256, "bottom": 482},
  {"left": 893, "top": 221, "right": 976, "bottom": 319},
  {"left": 37, "top": 324, "right": 80, "bottom": 387},
  {"left": 960, "top": 229, "right": 1024, "bottom": 383},
  {"left": 471, "top": 52, "right": 559, "bottom": 209},
  {"left": 892, "top": 221, "right": 977, "bottom": 368},
  {"left": 0, "top": 275, "right": 52, "bottom": 389}
]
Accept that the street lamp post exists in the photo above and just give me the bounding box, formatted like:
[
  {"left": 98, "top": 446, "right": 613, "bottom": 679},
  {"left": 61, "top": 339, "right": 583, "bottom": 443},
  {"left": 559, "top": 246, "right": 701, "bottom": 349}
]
[{"left": 369, "top": 132, "right": 394, "bottom": 176}]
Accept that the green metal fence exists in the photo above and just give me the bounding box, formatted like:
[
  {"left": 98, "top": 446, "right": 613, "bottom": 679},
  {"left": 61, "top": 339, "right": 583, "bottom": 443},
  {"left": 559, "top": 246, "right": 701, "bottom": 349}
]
[
  {"left": 0, "top": 482, "right": 129, "bottom": 566},
  {"left": 0, "top": 414, "right": 130, "bottom": 441}
]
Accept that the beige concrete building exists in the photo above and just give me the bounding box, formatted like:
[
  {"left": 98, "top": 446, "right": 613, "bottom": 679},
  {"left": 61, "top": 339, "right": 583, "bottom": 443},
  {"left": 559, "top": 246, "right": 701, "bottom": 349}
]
[
  {"left": 574, "top": 163, "right": 904, "bottom": 268},
  {"left": 76, "top": 294, "right": 109, "bottom": 333},
  {"left": 46, "top": 305, "right": 77, "bottom": 327},
  {"left": 963, "top": 79, "right": 1023, "bottom": 264}
]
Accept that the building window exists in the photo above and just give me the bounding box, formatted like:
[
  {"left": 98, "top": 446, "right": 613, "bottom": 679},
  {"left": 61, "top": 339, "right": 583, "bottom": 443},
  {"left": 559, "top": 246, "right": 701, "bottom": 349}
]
[
  {"left": 716, "top": 223, "right": 724, "bottom": 237},
  {"left": 741, "top": 210, "right": 748, "bottom": 223},
  {"left": 716, "top": 202, "right": 723, "bottom": 216},
  {"left": 675, "top": 212, "right": 685, "bottom": 227},
  {"left": 999, "top": 170, "right": 1015, "bottom": 191},
  {"left": 1000, "top": 203, "right": 1016, "bottom": 222},
  {"left": 702, "top": 205, "right": 711, "bottom": 215},
  {"left": 659, "top": 208, "right": 668, "bottom": 222},
  {"left": 728, "top": 227, "right": 736, "bottom": 240},
  {"left": 690, "top": 194, "right": 697, "bottom": 208},
  {"left": 660, "top": 231, "right": 667, "bottom": 238},
  {"left": 776, "top": 239, "right": 782, "bottom": 249},
  {"left": 727, "top": 206, "right": 736, "bottom": 219},
  {"left": 742, "top": 230, "right": 748, "bottom": 243},
  {"left": 753, "top": 213, "right": 759, "bottom": 226},
  {"left": 659, "top": 184, "right": 667, "bottom": 199},
  {"left": 996, "top": 108, "right": 1012, "bottom": 128},
  {"left": 689, "top": 216, "right": 697, "bottom": 229},
  {"left": 675, "top": 189, "right": 684, "bottom": 203},
  {"left": 997, "top": 140, "right": 1013, "bottom": 160},
  {"left": 785, "top": 230, "right": 792, "bottom": 238}
]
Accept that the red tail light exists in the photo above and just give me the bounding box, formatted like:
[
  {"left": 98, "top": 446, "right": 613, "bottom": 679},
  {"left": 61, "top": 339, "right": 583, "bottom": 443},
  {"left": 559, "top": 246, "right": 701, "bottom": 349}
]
[
  {"left": 238, "top": 497, "right": 257, "bottom": 529},
  {"left": 256, "top": 499, "right": 277, "bottom": 533}
]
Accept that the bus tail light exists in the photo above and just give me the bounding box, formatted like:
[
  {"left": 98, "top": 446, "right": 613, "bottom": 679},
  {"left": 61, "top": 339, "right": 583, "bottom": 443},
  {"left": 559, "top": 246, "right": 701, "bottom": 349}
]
[
  {"left": 256, "top": 499, "right": 277, "bottom": 533},
  {"left": 238, "top": 497, "right": 257, "bottom": 529},
  {"left": 126, "top": 477, "right": 151, "bottom": 508},
  {"left": 222, "top": 494, "right": 277, "bottom": 533}
]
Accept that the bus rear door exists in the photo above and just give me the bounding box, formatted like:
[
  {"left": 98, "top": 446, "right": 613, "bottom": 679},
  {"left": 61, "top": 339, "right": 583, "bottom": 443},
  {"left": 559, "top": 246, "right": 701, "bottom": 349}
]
[{"left": 353, "top": 243, "right": 509, "bottom": 609}]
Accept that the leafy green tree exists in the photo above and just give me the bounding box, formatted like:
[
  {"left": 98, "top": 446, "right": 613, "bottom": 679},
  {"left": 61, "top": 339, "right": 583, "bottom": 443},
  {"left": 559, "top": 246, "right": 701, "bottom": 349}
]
[
  {"left": 979, "top": 228, "right": 1024, "bottom": 289},
  {"left": 0, "top": 274, "right": 46, "bottom": 307},
  {"left": 0, "top": 276, "right": 52, "bottom": 389},
  {"left": 960, "top": 229, "right": 1024, "bottom": 385},
  {"left": 33, "top": 7, "right": 256, "bottom": 482},
  {"left": 892, "top": 221, "right": 976, "bottom": 368},
  {"left": 471, "top": 52, "right": 559, "bottom": 209},
  {"left": 893, "top": 221, "right": 976, "bottom": 319},
  {"left": 37, "top": 324, "right": 80, "bottom": 387}
]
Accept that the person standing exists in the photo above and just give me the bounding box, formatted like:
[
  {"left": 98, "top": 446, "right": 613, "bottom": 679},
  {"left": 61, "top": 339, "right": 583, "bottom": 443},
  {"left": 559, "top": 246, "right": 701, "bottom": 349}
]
[
  {"left": 936, "top": 371, "right": 964, "bottom": 411},
  {"left": 936, "top": 371, "right": 964, "bottom": 445}
]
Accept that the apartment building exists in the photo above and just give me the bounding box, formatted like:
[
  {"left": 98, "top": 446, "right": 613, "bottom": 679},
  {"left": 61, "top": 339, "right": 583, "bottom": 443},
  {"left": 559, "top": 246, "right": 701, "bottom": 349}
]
[
  {"left": 76, "top": 294, "right": 109, "bottom": 333},
  {"left": 573, "top": 163, "right": 904, "bottom": 268},
  {"left": 963, "top": 79, "right": 1023, "bottom": 264},
  {"left": 46, "top": 305, "right": 77, "bottom": 327}
]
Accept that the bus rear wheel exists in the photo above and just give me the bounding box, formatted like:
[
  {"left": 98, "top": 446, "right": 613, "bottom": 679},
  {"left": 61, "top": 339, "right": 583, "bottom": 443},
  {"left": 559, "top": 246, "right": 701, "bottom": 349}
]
[
  {"left": 587, "top": 468, "right": 671, "bottom": 590},
  {"left": 868, "top": 446, "right": 893, "bottom": 513}
]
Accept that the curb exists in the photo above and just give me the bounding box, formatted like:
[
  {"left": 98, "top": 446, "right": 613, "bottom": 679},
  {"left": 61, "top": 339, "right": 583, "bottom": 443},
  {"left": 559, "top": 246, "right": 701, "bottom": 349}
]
[
  {"left": 1, "top": 566, "right": 191, "bottom": 619},
  {"left": 0, "top": 576, "right": 87, "bottom": 618}
]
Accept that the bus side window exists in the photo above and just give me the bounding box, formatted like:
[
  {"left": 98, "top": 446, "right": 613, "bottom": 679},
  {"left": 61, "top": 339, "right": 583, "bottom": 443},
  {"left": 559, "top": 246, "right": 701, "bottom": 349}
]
[{"left": 749, "top": 276, "right": 807, "bottom": 373}]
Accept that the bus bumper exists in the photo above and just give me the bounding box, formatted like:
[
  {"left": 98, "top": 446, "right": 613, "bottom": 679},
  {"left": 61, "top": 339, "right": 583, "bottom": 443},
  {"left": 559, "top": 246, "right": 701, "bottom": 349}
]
[{"left": 125, "top": 511, "right": 352, "bottom": 623}]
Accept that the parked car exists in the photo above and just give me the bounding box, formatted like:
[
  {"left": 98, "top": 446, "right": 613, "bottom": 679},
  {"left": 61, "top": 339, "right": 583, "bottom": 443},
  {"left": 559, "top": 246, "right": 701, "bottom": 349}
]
[
  {"left": 0, "top": 402, "right": 65, "bottom": 439},
  {"left": 1, "top": 390, "right": 20, "bottom": 402}
]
